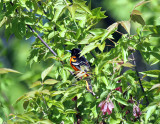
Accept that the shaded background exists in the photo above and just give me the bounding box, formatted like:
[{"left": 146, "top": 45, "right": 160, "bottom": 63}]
[{"left": 0, "top": 0, "right": 159, "bottom": 121}]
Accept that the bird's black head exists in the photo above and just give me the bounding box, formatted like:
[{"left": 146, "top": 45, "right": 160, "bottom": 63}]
[{"left": 68, "top": 48, "right": 81, "bottom": 57}]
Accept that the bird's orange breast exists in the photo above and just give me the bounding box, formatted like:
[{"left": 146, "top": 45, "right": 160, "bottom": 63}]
[{"left": 70, "top": 56, "right": 79, "bottom": 71}]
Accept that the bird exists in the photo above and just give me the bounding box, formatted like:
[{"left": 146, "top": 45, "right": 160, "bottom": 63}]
[{"left": 67, "top": 48, "right": 95, "bottom": 95}]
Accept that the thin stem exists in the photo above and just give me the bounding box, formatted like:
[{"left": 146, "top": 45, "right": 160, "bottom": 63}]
[
  {"left": 116, "top": 30, "right": 124, "bottom": 35},
  {"left": 27, "top": 25, "right": 57, "bottom": 56},
  {"left": 90, "top": 51, "right": 96, "bottom": 59},
  {"left": 131, "top": 52, "right": 149, "bottom": 106}
]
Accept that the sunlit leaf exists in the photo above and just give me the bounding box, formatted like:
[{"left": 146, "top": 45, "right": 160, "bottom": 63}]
[
  {"left": 65, "top": 109, "right": 77, "bottom": 114},
  {"left": 0, "top": 16, "right": 7, "bottom": 28},
  {"left": 89, "top": 28, "right": 105, "bottom": 36},
  {"left": 67, "top": 4, "right": 77, "bottom": 19},
  {"left": 48, "top": 31, "right": 56, "bottom": 40},
  {"left": 43, "top": 79, "right": 59, "bottom": 85},
  {"left": 73, "top": 0, "right": 92, "bottom": 14},
  {"left": 144, "top": 105, "right": 156, "bottom": 124},
  {"left": 150, "top": 84, "right": 160, "bottom": 90},
  {"left": 37, "top": 120, "right": 53, "bottom": 124},
  {"left": 122, "top": 62, "right": 135, "bottom": 68},
  {"left": 140, "top": 70, "right": 160, "bottom": 78},
  {"left": 60, "top": 68, "right": 67, "bottom": 81},
  {"left": 120, "top": 21, "right": 130, "bottom": 34},
  {"left": 0, "top": 68, "right": 21, "bottom": 74},
  {"left": 80, "top": 42, "right": 98, "bottom": 56},
  {"left": 91, "top": 105, "right": 98, "bottom": 118},
  {"left": 30, "top": 81, "right": 42, "bottom": 88},
  {"left": 41, "top": 64, "right": 54, "bottom": 81},
  {"left": 101, "top": 22, "right": 118, "bottom": 42},
  {"left": 41, "top": 90, "right": 50, "bottom": 95},
  {"left": 51, "top": 91, "right": 65, "bottom": 96},
  {"left": 97, "top": 42, "right": 105, "bottom": 52},
  {"left": 53, "top": 4, "right": 66, "bottom": 22}
]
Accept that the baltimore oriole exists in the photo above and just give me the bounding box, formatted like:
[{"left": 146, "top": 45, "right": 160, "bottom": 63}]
[{"left": 67, "top": 48, "right": 95, "bottom": 95}]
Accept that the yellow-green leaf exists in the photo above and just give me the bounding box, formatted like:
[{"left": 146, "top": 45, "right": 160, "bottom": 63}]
[
  {"left": 120, "top": 21, "right": 130, "bottom": 34},
  {"left": 150, "top": 83, "right": 160, "bottom": 91},
  {"left": 80, "top": 42, "right": 98, "bottom": 56},
  {"left": 41, "top": 64, "right": 54, "bottom": 81},
  {"left": 30, "top": 81, "right": 42, "bottom": 88},
  {"left": 43, "top": 79, "right": 59, "bottom": 85},
  {"left": 122, "top": 62, "right": 135, "bottom": 68},
  {"left": 0, "top": 68, "right": 21, "bottom": 74}
]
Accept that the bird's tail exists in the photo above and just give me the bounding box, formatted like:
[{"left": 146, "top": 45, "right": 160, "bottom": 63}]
[{"left": 85, "top": 78, "right": 96, "bottom": 96}]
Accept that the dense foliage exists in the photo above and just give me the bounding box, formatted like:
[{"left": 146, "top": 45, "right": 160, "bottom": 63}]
[{"left": 0, "top": 0, "right": 160, "bottom": 123}]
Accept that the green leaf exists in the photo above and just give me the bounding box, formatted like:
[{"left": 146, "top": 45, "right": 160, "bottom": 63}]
[
  {"left": 65, "top": 109, "right": 77, "bottom": 114},
  {"left": 101, "top": 22, "right": 118, "bottom": 42},
  {"left": 73, "top": 0, "right": 92, "bottom": 14},
  {"left": 0, "top": 16, "right": 7, "bottom": 28},
  {"left": 43, "top": 79, "right": 59, "bottom": 85},
  {"left": 53, "top": 4, "right": 66, "bottom": 22},
  {"left": 91, "top": 105, "right": 98, "bottom": 118},
  {"left": 91, "top": 7, "right": 107, "bottom": 19},
  {"left": 37, "top": 120, "right": 53, "bottom": 124},
  {"left": 114, "top": 96, "right": 129, "bottom": 106},
  {"left": 50, "top": 100, "right": 64, "bottom": 110},
  {"left": 80, "top": 42, "right": 98, "bottom": 56},
  {"left": 23, "top": 100, "right": 29, "bottom": 110},
  {"left": 144, "top": 25, "right": 160, "bottom": 37},
  {"left": 144, "top": 105, "right": 156, "bottom": 124},
  {"left": 109, "top": 116, "right": 121, "bottom": 124},
  {"left": 0, "top": 118, "right": 3, "bottom": 124},
  {"left": 150, "top": 83, "right": 160, "bottom": 90},
  {"left": 97, "top": 42, "right": 105, "bottom": 52},
  {"left": 140, "top": 70, "right": 160, "bottom": 78},
  {"left": 51, "top": 91, "right": 65, "bottom": 97},
  {"left": 101, "top": 76, "right": 109, "bottom": 86},
  {"left": 67, "top": 4, "right": 77, "bottom": 19},
  {"left": 30, "top": 81, "right": 42, "bottom": 88},
  {"left": 85, "top": 93, "right": 94, "bottom": 102},
  {"left": 130, "top": 11, "right": 145, "bottom": 25},
  {"left": 151, "top": 52, "right": 160, "bottom": 60},
  {"left": 122, "top": 48, "right": 127, "bottom": 63},
  {"left": 120, "top": 21, "right": 130, "bottom": 34},
  {"left": 60, "top": 68, "right": 67, "bottom": 81},
  {"left": 122, "top": 62, "right": 135, "bottom": 68},
  {"left": 48, "top": 31, "right": 55, "bottom": 40},
  {"left": 41, "top": 64, "right": 54, "bottom": 81},
  {"left": 41, "top": 89, "right": 50, "bottom": 95},
  {"left": 89, "top": 28, "right": 105, "bottom": 36},
  {"left": 0, "top": 68, "right": 21, "bottom": 74}
]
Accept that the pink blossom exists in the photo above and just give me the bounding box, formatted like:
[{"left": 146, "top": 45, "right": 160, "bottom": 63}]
[
  {"left": 133, "top": 105, "right": 141, "bottom": 118},
  {"left": 98, "top": 100, "right": 114, "bottom": 115}
]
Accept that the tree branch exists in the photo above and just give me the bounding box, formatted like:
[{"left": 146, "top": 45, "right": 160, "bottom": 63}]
[
  {"left": 131, "top": 52, "right": 149, "bottom": 106},
  {"left": 27, "top": 25, "right": 57, "bottom": 56}
]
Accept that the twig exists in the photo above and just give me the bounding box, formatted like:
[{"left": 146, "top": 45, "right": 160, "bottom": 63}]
[
  {"left": 90, "top": 51, "right": 96, "bottom": 59},
  {"left": 116, "top": 30, "right": 124, "bottom": 35},
  {"left": 27, "top": 25, "right": 57, "bottom": 56},
  {"left": 131, "top": 52, "right": 149, "bottom": 106}
]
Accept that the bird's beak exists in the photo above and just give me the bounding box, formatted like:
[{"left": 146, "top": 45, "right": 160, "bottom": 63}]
[{"left": 66, "top": 50, "right": 71, "bottom": 53}]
